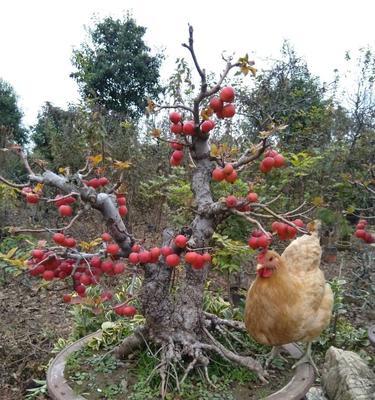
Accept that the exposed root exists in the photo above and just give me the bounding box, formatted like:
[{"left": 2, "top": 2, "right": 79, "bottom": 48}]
[
  {"left": 114, "top": 321, "right": 269, "bottom": 398},
  {"left": 180, "top": 353, "right": 198, "bottom": 385},
  {"left": 203, "top": 311, "right": 247, "bottom": 332},
  {"left": 200, "top": 327, "right": 269, "bottom": 383},
  {"left": 113, "top": 326, "right": 148, "bottom": 359}
]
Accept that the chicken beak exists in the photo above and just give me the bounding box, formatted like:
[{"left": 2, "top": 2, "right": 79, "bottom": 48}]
[{"left": 256, "top": 263, "right": 264, "bottom": 272}]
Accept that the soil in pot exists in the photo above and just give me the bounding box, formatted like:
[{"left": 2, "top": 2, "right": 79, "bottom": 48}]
[{"left": 64, "top": 341, "right": 296, "bottom": 400}]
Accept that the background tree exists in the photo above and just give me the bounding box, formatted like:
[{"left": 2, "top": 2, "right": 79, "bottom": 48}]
[
  {"left": 238, "top": 42, "right": 334, "bottom": 153},
  {"left": 71, "top": 14, "right": 163, "bottom": 119},
  {"left": 0, "top": 78, "right": 27, "bottom": 146}
]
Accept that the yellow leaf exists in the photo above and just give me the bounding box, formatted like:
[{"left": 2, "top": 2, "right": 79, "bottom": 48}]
[
  {"left": 210, "top": 144, "right": 219, "bottom": 157},
  {"left": 200, "top": 108, "right": 214, "bottom": 120},
  {"left": 33, "top": 183, "right": 44, "bottom": 194},
  {"left": 88, "top": 154, "right": 103, "bottom": 166},
  {"left": 58, "top": 167, "right": 67, "bottom": 174},
  {"left": 346, "top": 205, "right": 355, "bottom": 214},
  {"left": 230, "top": 146, "right": 239, "bottom": 156},
  {"left": 113, "top": 160, "right": 132, "bottom": 170},
  {"left": 120, "top": 120, "right": 132, "bottom": 130},
  {"left": 79, "top": 238, "right": 102, "bottom": 252},
  {"left": 312, "top": 196, "right": 324, "bottom": 206},
  {"left": 6, "top": 247, "right": 18, "bottom": 259}
]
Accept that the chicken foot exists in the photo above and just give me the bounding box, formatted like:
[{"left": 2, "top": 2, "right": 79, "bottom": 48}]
[
  {"left": 292, "top": 342, "right": 319, "bottom": 375},
  {"left": 264, "top": 346, "right": 288, "bottom": 368}
]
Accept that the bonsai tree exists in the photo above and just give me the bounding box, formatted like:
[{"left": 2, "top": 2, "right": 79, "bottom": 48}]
[{"left": 1, "top": 26, "right": 373, "bottom": 396}]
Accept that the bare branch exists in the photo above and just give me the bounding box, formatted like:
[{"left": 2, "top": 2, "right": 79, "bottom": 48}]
[
  {"left": 46, "top": 192, "right": 80, "bottom": 203},
  {"left": 0, "top": 175, "right": 29, "bottom": 188},
  {"left": 283, "top": 201, "right": 307, "bottom": 216},
  {"left": 256, "top": 204, "right": 308, "bottom": 234},
  {"left": 230, "top": 209, "right": 269, "bottom": 235},
  {"left": 11, "top": 209, "right": 85, "bottom": 234},
  {"left": 233, "top": 139, "right": 267, "bottom": 170},
  {"left": 198, "top": 327, "right": 268, "bottom": 383},
  {"left": 182, "top": 25, "right": 206, "bottom": 84},
  {"left": 154, "top": 103, "right": 194, "bottom": 114}
]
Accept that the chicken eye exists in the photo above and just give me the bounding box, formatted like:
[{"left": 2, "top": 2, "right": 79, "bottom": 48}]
[{"left": 269, "top": 257, "right": 274, "bottom": 261}]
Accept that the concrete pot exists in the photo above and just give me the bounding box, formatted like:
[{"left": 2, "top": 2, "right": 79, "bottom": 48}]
[{"left": 47, "top": 331, "right": 314, "bottom": 400}]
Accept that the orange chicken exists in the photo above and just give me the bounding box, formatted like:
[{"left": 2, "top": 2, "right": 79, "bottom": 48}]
[{"left": 244, "top": 221, "right": 333, "bottom": 369}]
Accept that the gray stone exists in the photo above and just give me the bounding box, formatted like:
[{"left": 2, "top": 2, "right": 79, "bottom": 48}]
[
  {"left": 305, "top": 386, "right": 328, "bottom": 400},
  {"left": 322, "top": 346, "right": 375, "bottom": 400}
]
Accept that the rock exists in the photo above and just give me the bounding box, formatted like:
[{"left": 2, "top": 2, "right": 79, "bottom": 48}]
[
  {"left": 322, "top": 346, "right": 375, "bottom": 400},
  {"left": 305, "top": 386, "right": 328, "bottom": 400}
]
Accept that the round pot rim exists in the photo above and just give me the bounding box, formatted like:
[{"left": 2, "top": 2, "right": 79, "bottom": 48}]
[
  {"left": 47, "top": 331, "right": 314, "bottom": 400},
  {"left": 369, "top": 324, "right": 375, "bottom": 347}
]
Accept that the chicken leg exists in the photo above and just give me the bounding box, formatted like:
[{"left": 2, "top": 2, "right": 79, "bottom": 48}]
[
  {"left": 264, "top": 346, "right": 287, "bottom": 368},
  {"left": 292, "top": 342, "right": 319, "bottom": 375}
]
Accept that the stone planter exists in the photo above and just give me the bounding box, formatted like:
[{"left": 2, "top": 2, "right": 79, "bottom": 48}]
[
  {"left": 369, "top": 325, "right": 375, "bottom": 347},
  {"left": 322, "top": 246, "right": 338, "bottom": 264},
  {"left": 47, "top": 331, "right": 314, "bottom": 400}
]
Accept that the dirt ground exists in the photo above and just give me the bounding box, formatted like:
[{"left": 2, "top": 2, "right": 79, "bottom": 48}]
[
  {"left": 0, "top": 244, "right": 374, "bottom": 400},
  {"left": 0, "top": 276, "right": 72, "bottom": 400}
]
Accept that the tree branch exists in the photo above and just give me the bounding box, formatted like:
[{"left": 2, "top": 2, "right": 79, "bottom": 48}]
[{"left": 0, "top": 174, "right": 29, "bottom": 188}]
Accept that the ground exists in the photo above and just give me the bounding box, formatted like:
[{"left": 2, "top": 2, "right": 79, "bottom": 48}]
[{"left": 0, "top": 244, "right": 373, "bottom": 400}]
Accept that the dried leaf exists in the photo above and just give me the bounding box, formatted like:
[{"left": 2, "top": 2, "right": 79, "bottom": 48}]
[
  {"left": 150, "top": 128, "right": 161, "bottom": 138},
  {"left": 248, "top": 66, "right": 257, "bottom": 76},
  {"left": 88, "top": 154, "right": 103, "bottom": 166},
  {"left": 146, "top": 99, "right": 156, "bottom": 113},
  {"left": 113, "top": 160, "right": 132, "bottom": 170}
]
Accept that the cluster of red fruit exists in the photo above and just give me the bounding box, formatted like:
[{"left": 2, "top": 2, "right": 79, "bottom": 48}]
[
  {"left": 28, "top": 250, "right": 75, "bottom": 282},
  {"left": 209, "top": 86, "right": 236, "bottom": 119},
  {"left": 83, "top": 176, "right": 109, "bottom": 189},
  {"left": 115, "top": 193, "right": 128, "bottom": 217},
  {"left": 248, "top": 230, "right": 272, "bottom": 249},
  {"left": 169, "top": 141, "right": 184, "bottom": 167},
  {"left": 22, "top": 186, "right": 41, "bottom": 204},
  {"left": 259, "top": 149, "right": 286, "bottom": 173},
  {"left": 52, "top": 194, "right": 76, "bottom": 217},
  {"left": 271, "top": 219, "right": 304, "bottom": 240},
  {"left": 127, "top": 234, "right": 211, "bottom": 270},
  {"left": 212, "top": 163, "right": 238, "bottom": 183},
  {"left": 225, "top": 191, "right": 259, "bottom": 209},
  {"left": 354, "top": 219, "right": 374, "bottom": 244}
]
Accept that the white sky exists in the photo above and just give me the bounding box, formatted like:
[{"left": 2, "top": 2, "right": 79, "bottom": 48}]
[{"left": 0, "top": 0, "right": 374, "bottom": 127}]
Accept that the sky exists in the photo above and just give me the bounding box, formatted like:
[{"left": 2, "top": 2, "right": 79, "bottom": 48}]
[{"left": 0, "top": 0, "right": 374, "bottom": 127}]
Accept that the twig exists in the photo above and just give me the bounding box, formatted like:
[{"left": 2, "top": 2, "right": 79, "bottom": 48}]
[
  {"left": 154, "top": 103, "right": 194, "bottom": 114},
  {"left": 11, "top": 209, "right": 85, "bottom": 234},
  {"left": 46, "top": 192, "right": 80, "bottom": 203},
  {"left": 230, "top": 209, "right": 269, "bottom": 235},
  {"left": 232, "top": 139, "right": 267, "bottom": 169},
  {"left": 0, "top": 174, "right": 29, "bottom": 188}
]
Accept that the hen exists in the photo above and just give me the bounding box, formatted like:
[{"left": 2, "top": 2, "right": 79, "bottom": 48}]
[{"left": 244, "top": 220, "right": 333, "bottom": 370}]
